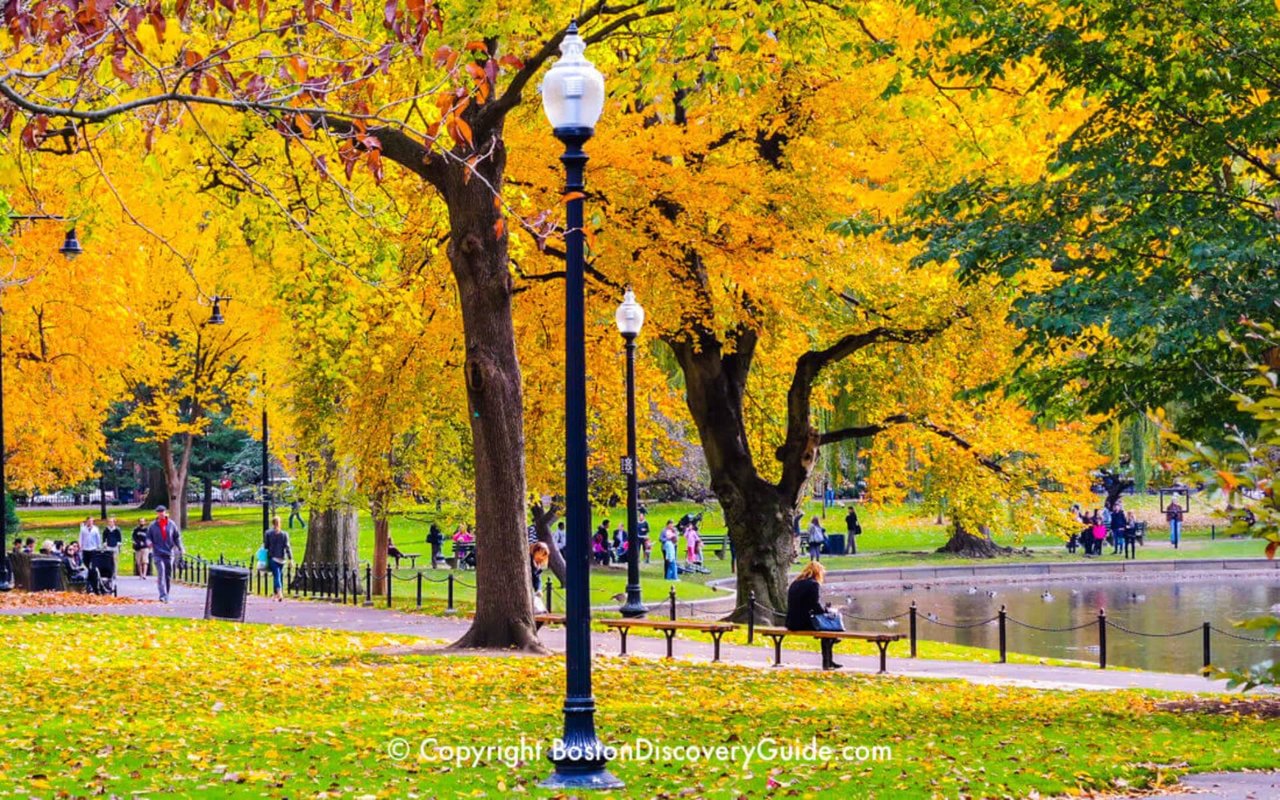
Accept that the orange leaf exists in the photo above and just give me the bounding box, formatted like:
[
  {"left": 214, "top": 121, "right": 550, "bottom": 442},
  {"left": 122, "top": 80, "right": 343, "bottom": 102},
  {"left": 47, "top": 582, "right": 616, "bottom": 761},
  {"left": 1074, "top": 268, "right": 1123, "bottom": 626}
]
[
  {"left": 493, "top": 217, "right": 506, "bottom": 239},
  {"left": 562, "top": 191, "right": 586, "bottom": 202}
]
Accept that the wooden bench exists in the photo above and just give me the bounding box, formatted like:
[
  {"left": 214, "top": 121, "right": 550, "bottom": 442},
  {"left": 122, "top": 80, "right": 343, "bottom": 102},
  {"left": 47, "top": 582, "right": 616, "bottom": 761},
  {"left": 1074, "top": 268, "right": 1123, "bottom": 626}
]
[
  {"left": 599, "top": 618, "right": 736, "bottom": 662},
  {"left": 755, "top": 627, "right": 904, "bottom": 673},
  {"left": 534, "top": 613, "right": 567, "bottom": 631},
  {"left": 700, "top": 534, "right": 729, "bottom": 559},
  {"left": 391, "top": 552, "right": 421, "bottom": 569}
]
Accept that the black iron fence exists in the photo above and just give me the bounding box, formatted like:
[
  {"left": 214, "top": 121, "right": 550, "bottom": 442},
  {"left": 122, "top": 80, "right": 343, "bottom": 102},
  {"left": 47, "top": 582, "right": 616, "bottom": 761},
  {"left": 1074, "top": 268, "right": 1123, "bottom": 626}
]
[{"left": 740, "top": 592, "right": 1279, "bottom": 670}]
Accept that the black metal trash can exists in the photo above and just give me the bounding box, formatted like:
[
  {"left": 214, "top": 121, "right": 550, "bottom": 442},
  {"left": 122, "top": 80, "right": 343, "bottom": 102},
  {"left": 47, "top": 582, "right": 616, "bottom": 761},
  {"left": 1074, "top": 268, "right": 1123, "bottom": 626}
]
[
  {"left": 825, "top": 533, "right": 846, "bottom": 556},
  {"left": 204, "top": 565, "right": 250, "bottom": 621},
  {"left": 30, "top": 557, "right": 64, "bottom": 592}
]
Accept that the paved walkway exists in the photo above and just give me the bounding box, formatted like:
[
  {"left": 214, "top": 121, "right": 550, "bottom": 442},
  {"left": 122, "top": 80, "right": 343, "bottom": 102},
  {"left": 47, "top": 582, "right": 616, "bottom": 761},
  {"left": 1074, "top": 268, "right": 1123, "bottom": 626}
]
[{"left": 1, "top": 575, "right": 1243, "bottom": 694}]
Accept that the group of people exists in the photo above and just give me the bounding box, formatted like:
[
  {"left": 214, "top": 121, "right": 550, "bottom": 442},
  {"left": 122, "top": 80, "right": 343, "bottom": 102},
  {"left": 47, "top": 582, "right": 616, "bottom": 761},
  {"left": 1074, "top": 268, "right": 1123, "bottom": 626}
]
[
  {"left": 1069, "top": 497, "right": 1186, "bottom": 556},
  {"left": 590, "top": 512, "right": 655, "bottom": 567}
]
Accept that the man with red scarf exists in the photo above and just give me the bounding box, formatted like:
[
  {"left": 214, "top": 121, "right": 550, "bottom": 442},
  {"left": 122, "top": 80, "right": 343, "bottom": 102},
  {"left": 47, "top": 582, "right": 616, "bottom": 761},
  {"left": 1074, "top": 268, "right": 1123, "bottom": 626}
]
[{"left": 146, "top": 506, "right": 183, "bottom": 602}]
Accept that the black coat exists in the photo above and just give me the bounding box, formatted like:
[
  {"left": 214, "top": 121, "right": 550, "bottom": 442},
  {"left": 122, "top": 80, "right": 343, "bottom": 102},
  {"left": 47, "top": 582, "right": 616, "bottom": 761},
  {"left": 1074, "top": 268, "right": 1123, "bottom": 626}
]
[{"left": 785, "top": 578, "right": 826, "bottom": 631}]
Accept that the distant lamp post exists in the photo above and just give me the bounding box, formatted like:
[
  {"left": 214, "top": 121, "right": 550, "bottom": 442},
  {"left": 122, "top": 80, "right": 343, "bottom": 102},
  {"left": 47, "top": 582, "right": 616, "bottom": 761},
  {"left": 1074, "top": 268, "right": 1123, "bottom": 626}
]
[
  {"left": 615, "top": 289, "right": 646, "bottom": 618},
  {"left": 539, "top": 20, "right": 621, "bottom": 792},
  {"left": 206, "top": 295, "right": 229, "bottom": 327},
  {"left": 58, "top": 228, "right": 82, "bottom": 259},
  {"left": 0, "top": 220, "right": 83, "bottom": 591}
]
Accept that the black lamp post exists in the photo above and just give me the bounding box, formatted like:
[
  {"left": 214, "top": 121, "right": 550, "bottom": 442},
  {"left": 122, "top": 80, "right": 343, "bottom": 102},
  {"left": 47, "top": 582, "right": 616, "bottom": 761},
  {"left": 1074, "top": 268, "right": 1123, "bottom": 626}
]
[
  {"left": 615, "top": 290, "right": 646, "bottom": 618},
  {"left": 205, "top": 296, "right": 269, "bottom": 531},
  {"left": 0, "top": 222, "right": 83, "bottom": 591},
  {"left": 539, "top": 21, "right": 621, "bottom": 791}
]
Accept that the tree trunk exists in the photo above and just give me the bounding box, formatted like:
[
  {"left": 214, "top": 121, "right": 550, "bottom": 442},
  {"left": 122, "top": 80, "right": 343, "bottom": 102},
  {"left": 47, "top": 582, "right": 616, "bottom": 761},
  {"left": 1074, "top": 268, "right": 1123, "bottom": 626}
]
[
  {"left": 936, "top": 522, "right": 1013, "bottom": 558},
  {"left": 668, "top": 325, "right": 793, "bottom": 623},
  {"left": 201, "top": 476, "right": 213, "bottom": 522},
  {"left": 372, "top": 504, "right": 389, "bottom": 599},
  {"left": 140, "top": 466, "right": 169, "bottom": 511},
  {"left": 531, "top": 500, "right": 567, "bottom": 585},
  {"left": 298, "top": 452, "right": 360, "bottom": 570},
  {"left": 157, "top": 439, "right": 190, "bottom": 530},
  {"left": 441, "top": 138, "right": 542, "bottom": 653},
  {"left": 723, "top": 484, "right": 793, "bottom": 623}
]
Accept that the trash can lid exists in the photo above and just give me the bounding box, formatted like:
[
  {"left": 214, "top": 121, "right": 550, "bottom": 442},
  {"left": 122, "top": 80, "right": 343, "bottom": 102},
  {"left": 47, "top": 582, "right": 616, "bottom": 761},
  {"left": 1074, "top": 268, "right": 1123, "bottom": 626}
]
[{"left": 208, "top": 565, "right": 251, "bottom": 577}]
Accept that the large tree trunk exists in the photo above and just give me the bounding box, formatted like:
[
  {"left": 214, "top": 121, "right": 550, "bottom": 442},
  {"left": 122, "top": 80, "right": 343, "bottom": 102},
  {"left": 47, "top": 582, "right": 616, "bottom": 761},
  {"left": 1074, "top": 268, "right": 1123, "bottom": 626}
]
[
  {"left": 140, "top": 466, "right": 169, "bottom": 511},
  {"left": 201, "top": 476, "right": 214, "bottom": 522},
  {"left": 157, "top": 438, "right": 191, "bottom": 530},
  {"left": 936, "top": 522, "right": 1012, "bottom": 558},
  {"left": 372, "top": 500, "right": 389, "bottom": 599},
  {"left": 298, "top": 452, "right": 360, "bottom": 570},
  {"left": 669, "top": 323, "right": 793, "bottom": 623},
  {"left": 440, "top": 140, "right": 541, "bottom": 652}
]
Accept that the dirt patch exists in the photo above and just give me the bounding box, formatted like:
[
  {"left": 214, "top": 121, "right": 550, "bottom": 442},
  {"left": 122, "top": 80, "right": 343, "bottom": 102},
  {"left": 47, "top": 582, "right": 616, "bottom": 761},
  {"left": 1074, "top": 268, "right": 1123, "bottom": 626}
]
[{"left": 1156, "top": 697, "right": 1280, "bottom": 719}]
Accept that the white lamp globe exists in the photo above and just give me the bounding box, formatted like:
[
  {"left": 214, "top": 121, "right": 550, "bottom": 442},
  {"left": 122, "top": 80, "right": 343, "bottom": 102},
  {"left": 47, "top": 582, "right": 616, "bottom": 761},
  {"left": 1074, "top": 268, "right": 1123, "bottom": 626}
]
[
  {"left": 540, "top": 21, "right": 606, "bottom": 132},
  {"left": 615, "top": 289, "right": 645, "bottom": 336}
]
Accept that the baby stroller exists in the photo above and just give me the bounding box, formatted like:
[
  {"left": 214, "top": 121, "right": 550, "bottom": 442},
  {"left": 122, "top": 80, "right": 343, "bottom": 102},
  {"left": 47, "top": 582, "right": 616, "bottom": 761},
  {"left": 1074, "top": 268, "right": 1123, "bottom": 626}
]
[{"left": 84, "top": 549, "right": 118, "bottom": 596}]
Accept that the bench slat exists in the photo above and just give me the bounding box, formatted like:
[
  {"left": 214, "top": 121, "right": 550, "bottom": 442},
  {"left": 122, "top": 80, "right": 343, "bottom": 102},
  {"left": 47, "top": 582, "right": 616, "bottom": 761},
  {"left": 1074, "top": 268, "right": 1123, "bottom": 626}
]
[{"left": 600, "top": 619, "right": 735, "bottom": 632}]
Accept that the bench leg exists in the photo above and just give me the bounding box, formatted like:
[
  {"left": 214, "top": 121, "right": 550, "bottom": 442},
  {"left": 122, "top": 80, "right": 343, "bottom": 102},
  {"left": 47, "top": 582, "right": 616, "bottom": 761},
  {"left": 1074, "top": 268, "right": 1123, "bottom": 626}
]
[
  {"left": 710, "top": 631, "right": 724, "bottom": 663},
  {"left": 876, "top": 640, "right": 890, "bottom": 674},
  {"left": 663, "top": 629, "right": 676, "bottom": 659},
  {"left": 769, "top": 635, "right": 785, "bottom": 667},
  {"left": 619, "top": 629, "right": 628, "bottom": 656}
]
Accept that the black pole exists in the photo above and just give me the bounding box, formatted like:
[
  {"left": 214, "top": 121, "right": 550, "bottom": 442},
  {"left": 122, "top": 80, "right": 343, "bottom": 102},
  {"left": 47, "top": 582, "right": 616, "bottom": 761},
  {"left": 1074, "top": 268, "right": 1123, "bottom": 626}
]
[
  {"left": 909, "top": 601, "right": 918, "bottom": 658},
  {"left": 747, "top": 590, "right": 756, "bottom": 644},
  {"left": 545, "top": 580, "right": 553, "bottom": 614},
  {"left": 998, "top": 605, "right": 1007, "bottom": 664},
  {"left": 445, "top": 572, "right": 456, "bottom": 616},
  {"left": 1098, "top": 608, "right": 1107, "bottom": 670},
  {"left": 619, "top": 330, "right": 644, "bottom": 618},
  {"left": 544, "top": 111, "right": 618, "bottom": 790},
  {"left": 363, "top": 564, "right": 372, "bottom": 607},
  {"left": 669, "top": 585, "right": 676, "bottom": 620},
  {"left": 0, "top": 304, "right": 10, "bottom": 591},
  {"left": 416, "top": 571, "right": 423, "bottom": 608},
  {"left": 1202, "top": 621, "right": 1212, "bottom": 672},
  {"left": 261, "top": 400, "right": 270, "bottom": 536},
  {"left": 98, "top": 474, "right": 108, "bottom": 522},
  {"left": 386, "top": 565, "right": 392, "bottom": 608}
]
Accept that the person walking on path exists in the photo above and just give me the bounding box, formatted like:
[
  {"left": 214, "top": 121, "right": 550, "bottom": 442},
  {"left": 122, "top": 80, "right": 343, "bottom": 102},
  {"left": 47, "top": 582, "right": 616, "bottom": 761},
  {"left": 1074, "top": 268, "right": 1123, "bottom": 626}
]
[
  {"left": 146, "top": 506, "right": 182, "bottom": 602},
  {"left": 131, "top": 518, "right": 150, "bottom": 577},
  {"left": 263, "top": 516, "right": 293, "bottom": 601},
  {"left": 102, "top": 518, "right": 123, "bottom": 552},
  {"left": 287, "top": 498, "right": 304, "bottom": 529},
  {"left": 844, "top": 504, "right": 860, "bottom": 555},
  {"left": 1165, "top": 499, "right": 1184, "bottom": 548},
  {"left": 806, "top": 517, "right": 826, "bottom": 562},
  {"left": 78, "top": 517, "right": 102, "bottom": 552}
]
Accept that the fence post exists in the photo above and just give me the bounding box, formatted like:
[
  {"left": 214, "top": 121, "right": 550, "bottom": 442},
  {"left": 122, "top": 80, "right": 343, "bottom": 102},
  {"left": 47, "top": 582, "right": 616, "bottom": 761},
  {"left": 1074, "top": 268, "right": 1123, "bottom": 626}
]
[
  {"left": 544, "top": 580, "right": 552, "bottom": 614},
  {"left": 445, "top": 573, "right": 456, "bottom": 616},
  {"left": 909, "top": 601, "right": 918, "bottom": 658},
  {"left": 386, "top": 565, "right": 393, "bottom": 608},
  {"left": 285, "top": 563, "right": 293, "bottom": 595},
  {"left": 416, "top": 572, "right": 423, "bottom": 608},
  {"left": 1098, "top": 608, "right": 1107, "bottom": 670},
  {"left": 669, "top": 585, "right": 677, "bottom": 620},
  {"left": 998, "top": 605, "right": 1007, "bottom": 664},
  {"left": 747, "top": 590, "right": 756, "bottom": 644},
  {"left": 363, "top": 564, "right": 373, "bottom": 607},
  {"left": 1202, "top": 621, "right": 1212, "bottom": 672},
  {"left": 1211, "top": 524, "right": 1216, "bottom": 540}
]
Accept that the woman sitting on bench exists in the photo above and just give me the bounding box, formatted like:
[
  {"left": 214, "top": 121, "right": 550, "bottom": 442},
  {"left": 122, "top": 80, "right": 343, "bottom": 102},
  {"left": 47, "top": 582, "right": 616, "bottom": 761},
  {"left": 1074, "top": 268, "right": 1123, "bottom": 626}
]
[{"left": 786, "top": 562, "right": 841, "bottom": 669}]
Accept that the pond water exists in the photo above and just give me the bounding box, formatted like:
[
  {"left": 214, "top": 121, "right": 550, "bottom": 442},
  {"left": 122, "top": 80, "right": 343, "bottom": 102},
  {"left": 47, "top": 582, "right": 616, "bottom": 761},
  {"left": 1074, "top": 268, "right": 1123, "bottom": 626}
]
[{"left": 827, "top": 576, "right": 1280, "bottom": 674}]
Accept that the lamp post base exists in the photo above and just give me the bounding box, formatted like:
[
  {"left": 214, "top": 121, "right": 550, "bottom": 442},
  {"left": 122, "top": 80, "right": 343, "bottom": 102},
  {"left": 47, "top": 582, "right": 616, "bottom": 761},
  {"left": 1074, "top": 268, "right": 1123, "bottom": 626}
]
[
  {"left": 619, "top": 591, "right": 647, "bottom": 618},
  {"left": 540, "top": 765, "right": 624, "bottom": 790}
]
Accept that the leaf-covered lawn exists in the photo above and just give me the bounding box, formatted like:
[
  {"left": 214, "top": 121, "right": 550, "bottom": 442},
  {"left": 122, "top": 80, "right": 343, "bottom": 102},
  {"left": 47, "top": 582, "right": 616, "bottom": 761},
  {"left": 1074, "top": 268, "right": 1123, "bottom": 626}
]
[{"left": 1, "top": 615, "right": 1276, "bottom": 798}]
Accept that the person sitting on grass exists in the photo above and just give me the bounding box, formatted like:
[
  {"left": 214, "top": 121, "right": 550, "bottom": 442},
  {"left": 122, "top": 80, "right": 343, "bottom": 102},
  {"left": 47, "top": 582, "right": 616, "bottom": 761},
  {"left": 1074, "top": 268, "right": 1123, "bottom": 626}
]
[
  {"left": 612, "top": 522, "right": 628, "bottom": 562},
  {"left": 591, "top": 526, "right": 610, "bottom": 566},
  {"left": 785, "top": 561, "right": 841, "bottom": 669}
]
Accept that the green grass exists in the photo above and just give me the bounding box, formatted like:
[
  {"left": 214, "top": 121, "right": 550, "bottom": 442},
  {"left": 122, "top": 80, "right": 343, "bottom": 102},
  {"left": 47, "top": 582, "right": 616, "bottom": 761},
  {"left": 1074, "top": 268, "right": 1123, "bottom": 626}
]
[{"left": 1, "top": 614, "right": 1275, "bottom": 799}]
